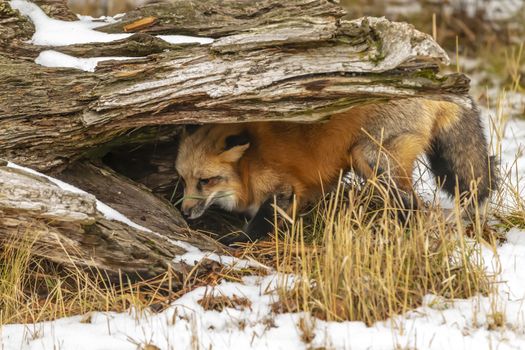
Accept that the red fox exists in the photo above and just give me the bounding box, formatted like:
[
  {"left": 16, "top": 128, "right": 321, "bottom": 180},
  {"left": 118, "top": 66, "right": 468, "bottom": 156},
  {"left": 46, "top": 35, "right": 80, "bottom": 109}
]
[{"left": 175, "top": 98, "right": 496, "bottom": 243}]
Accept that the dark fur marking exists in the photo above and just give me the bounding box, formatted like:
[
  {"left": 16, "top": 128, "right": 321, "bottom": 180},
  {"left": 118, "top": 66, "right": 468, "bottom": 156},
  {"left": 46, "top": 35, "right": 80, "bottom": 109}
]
[
  {"left": 218, "top": 198, "right": 274, "bottom": 245},
  {"left": 244, "top": 197, "right": 276, "bottom": 241},
  {"left": 243, "top": 185, "right": 294, "bottom": 242},
  {"left": 427, "top": 102, "right": 497, "bottom": 204},
  {"left": 427, "top": 139, "right": 458, "bottom": 195},
  {"left": 184, "top": 124, "right": 202, "bottom": 135},
  {"left": 224, "top": 132, "right": 250, "bottom": 150}
]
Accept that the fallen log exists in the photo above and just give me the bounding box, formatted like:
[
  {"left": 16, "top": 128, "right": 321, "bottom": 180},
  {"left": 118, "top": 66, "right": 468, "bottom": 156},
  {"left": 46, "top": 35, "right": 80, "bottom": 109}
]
[
  {"left": 0, "top": 160, "right": 228, "bottom": 282},
  {"left": 1, "top": 0, "right": 470, "bottom": 172}
]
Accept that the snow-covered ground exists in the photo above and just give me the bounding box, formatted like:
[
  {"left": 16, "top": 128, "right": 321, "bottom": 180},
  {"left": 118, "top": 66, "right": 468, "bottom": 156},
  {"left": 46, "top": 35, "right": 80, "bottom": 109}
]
[{"left": 3, "top": 1, "right": 525, "bottom": 349}]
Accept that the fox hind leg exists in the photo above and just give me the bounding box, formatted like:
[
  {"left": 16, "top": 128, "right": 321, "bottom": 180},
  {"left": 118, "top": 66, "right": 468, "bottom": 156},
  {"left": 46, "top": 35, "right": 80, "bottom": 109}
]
[{"left": 349, "top": 133, "right": 427, "bottom": 221}]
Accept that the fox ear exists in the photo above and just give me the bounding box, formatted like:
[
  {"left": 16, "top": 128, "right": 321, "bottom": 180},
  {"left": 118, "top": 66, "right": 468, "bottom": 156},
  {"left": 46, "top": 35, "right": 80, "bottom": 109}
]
[
  {"left": 219, "top": 133, "right": 250, "bottom": 162},
  {"left": 220, "top": 143, "right": 250, "bottom": 162}
]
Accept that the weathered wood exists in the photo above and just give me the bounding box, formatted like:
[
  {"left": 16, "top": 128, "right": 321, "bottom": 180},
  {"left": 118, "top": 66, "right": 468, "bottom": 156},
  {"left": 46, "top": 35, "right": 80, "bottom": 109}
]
[
  {"left": 0, "top": 161, "right": 228, "bottom": 281},
  {"left": 0, "top": 0, "right": 470, "bottom": 172},
  {"left": 0, "top": 166, "right": 97, "bottom": 223},
  {"left": 0, "top": 0, "right": 34, "bottom": 58},
  {"left": 97, "top": 0, "right": 347, "bottom": 37},
  {"left": 58, "top": 161, "right": 224, "bottom": 251},
  {"left": 49, "top": 33, "right": 192, "bottom": 58},
  {"left": 32, "top": 0, "right": 76, "bottom": 20}
]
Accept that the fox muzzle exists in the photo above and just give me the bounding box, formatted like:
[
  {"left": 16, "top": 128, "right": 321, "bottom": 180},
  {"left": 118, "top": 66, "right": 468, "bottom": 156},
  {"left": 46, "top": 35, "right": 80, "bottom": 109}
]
[{"left": 181, "top": 199, "right": 207, "bottom": 219}]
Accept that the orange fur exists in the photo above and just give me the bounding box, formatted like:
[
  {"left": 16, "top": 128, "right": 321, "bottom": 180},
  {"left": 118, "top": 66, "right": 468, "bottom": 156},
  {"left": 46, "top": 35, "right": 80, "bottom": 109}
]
[{"left": 176, "top": 98, "right": 462, "bottom": 219}]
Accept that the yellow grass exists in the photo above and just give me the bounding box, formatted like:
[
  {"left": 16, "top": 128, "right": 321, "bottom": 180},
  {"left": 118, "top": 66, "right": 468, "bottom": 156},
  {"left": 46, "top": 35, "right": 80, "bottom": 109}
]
[
  {"left": 267, "top": 177, "right": 497, "bottom": 325},
  {"left": 0, "top": 228, "right": 254, "bottom": 325},
  {"left": 0, "top": 231, "right": 176, "bottom": 325}
]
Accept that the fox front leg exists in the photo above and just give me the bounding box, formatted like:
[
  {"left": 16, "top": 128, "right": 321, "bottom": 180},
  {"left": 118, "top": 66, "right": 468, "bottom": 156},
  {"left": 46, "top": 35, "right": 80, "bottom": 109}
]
[
  {"left": 221, "top": 185, "right": 294, "bottom": 245},
  {"left": 245, "top": 185, "right": 295, "bottom": 242}
]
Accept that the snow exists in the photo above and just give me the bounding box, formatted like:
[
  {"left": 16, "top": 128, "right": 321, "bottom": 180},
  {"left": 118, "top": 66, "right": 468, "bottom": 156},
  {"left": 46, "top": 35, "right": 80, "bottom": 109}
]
[
  {"left": 450, "top": 0, "right": 524, "bottom": 21},
  {"left": 172, "top": 240, "right": 268, "bottom": 270},
  {"left": 10, "top": 0, "right": 130, "bottom": 45},
  {"left": 4, "top": 70, "right": 525, "bottom": 348},
  {"left": 76, "top": 13, "right": 126, "bottom": 25},
  {"left": 35, "top": 50, "right": 138, "bottom": 72},
  {"left": 9, "top": 0, "right": 213, "bottom": 72},
  {"left": 2, "top": 236, "right": 525, "bottom": 350},
  {"left": 10, "top": 0, "right": 213, "bottom": 46},
  {"left": 157, "top": 35, "right": 214, "bottom": 45}
]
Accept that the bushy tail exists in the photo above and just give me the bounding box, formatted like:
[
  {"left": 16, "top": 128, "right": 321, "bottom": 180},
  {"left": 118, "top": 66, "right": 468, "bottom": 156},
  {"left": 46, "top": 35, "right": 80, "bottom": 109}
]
[{"left": 427, "top": 101, "right": 497, "bottom": 204}]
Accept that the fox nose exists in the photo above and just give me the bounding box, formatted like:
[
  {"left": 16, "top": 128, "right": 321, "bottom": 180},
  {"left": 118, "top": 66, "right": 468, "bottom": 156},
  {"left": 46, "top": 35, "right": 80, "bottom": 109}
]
[
  {"left": 181, "top": 200, "right": 197, "bottom": 217},
  {"left": 181, "top": 204, "right": 192, "bottom": 217}
]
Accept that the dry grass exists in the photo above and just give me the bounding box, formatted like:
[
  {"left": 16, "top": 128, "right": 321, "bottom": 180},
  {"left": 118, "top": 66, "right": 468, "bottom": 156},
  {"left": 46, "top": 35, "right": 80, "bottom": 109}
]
[
  {"left": 0, "top": 230, "right": 182, "bottom": 325},
  {"left": 2, "top": 98, "right": 517, "bottom": 327},
  {"left": 198, "top": 290, "right": 252, "bottom": 312},
  {"left": 0, "top": 177, "right": 509, "bottom": 328},
  {"left": 0, "top": 232, "right": 35, "bottom": 323},
  {"left": 262, "top": 79, "right": 524, "bottom": 325},
  {"left": 0, "top": 228, "right": 258, "bottom": 325},
  {"left": 0, "top": 117, "right": 519, "bottom": 329},
  {"left": 262, "top": 81, "right": 525, "bottom": 326},
  {"left": 262, "top": 179, "right": 497, "bottom": 325},
  {"left": 493, "top": 143, "right": 525, "bottom": 230}
]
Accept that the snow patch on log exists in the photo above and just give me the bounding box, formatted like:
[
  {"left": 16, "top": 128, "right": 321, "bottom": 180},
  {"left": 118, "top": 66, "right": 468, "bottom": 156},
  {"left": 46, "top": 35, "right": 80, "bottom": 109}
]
[
  {"left": 9, "top": 0, "right": 213, "bottom": 46},
  {"left": 35, "top": 50, "right": 138, "bottom": 72},
  {"left": 10, "top": 0, "right": 129, "bottom": 45},
  {"left": 158, "top": 35, "right": 213, "bottom": 45},
  {"left": 76, "top": 13, "right": 125, "bottom": 25}
]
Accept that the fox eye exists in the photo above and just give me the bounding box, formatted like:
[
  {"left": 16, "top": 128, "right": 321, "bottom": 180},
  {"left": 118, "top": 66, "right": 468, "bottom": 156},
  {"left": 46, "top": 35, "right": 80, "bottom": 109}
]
[{"left": 199, "top": 176, "right": 221, "bottom": 187}]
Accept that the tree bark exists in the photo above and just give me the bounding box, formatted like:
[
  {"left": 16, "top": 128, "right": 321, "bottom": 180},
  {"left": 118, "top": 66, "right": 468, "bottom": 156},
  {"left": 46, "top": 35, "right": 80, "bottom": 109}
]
[{"left": 1, "top": 0, "right": 471, "bottom": 172}]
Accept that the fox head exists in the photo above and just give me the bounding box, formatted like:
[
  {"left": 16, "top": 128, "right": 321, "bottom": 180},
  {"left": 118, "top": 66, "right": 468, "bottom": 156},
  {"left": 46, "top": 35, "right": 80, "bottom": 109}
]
[{"left": 175, "top": 125, "right": 250, "bottom": 219}]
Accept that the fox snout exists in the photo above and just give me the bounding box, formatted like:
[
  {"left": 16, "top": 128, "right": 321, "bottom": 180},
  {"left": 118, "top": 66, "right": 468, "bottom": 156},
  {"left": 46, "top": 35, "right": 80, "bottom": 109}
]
[
  {"left": 181, "top": 199, "right": 207, "bottom": 220},
  {"left": 180, "top": 200, "right": 193, "bottom": 216}
]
